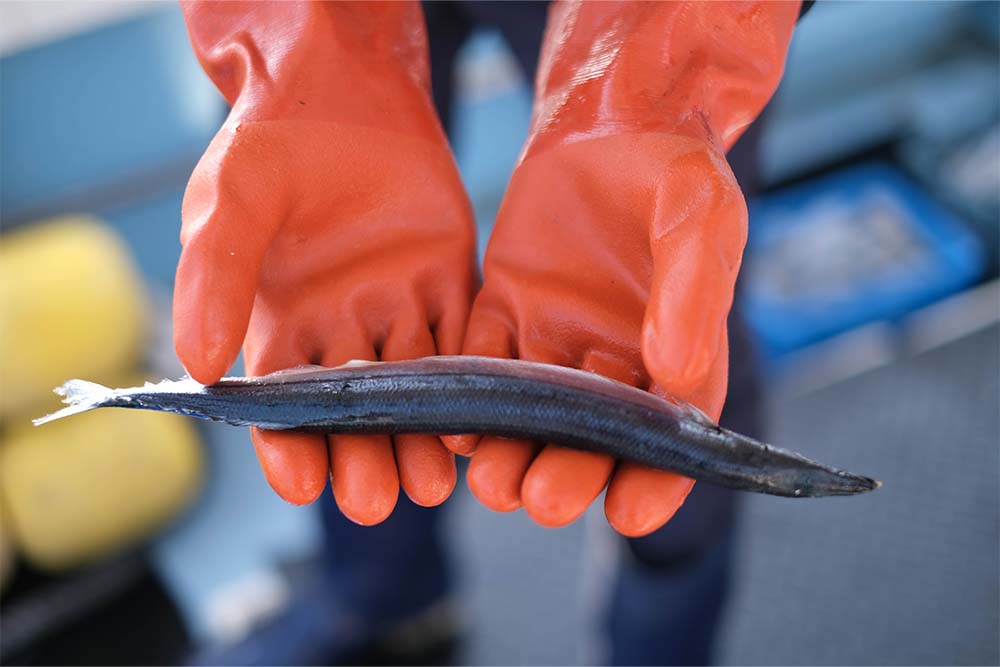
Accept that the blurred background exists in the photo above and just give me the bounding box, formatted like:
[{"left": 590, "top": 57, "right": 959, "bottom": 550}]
[{"left": 0, "top": 1, "right": 997, "bottom": 665}]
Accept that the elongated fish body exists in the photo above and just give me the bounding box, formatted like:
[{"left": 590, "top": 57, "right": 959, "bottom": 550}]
[{"left": 35, "top": 356, "right": 879, "bottom": 498}]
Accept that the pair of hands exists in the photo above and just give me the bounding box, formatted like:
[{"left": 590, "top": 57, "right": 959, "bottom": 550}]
[{"left": 174, "top": 1, "right": 798, "bottom": 537}]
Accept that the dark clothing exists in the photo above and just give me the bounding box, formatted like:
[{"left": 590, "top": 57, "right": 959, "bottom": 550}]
[{"left": 423, "top": 1, "right": 550, "bottom": 133}]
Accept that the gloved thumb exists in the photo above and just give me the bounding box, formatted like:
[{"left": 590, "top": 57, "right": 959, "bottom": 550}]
[
  {"left": 173, "top": 125, "right": 285, "bottom": 384},
  {"left": 641, "top": 151, "right": 746, "bottom": 420}
]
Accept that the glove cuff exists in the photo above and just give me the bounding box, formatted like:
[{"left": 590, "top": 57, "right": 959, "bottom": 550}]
[
  {"left": 181, "top": 1, "right": 444, "bottom": 138},
  {"left": 521, "top": 1, "right": 800, "bottom": 163}
]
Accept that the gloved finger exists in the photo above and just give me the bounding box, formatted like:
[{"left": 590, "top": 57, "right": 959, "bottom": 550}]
[
  {"left": 642, "top": 157, "right": 745, "bottom": 412},
  {"left": 245, "top": 335, "right": 329, "bottom": 506},
  {"left": 440, "top": 435, "right": 480, "bottom": 458},
  {"left": 442, "top": 304, "right": 516, "bottom": 456},
  {"left": 248, "top": 428, "right": 330, "bottom": 506},
  {"left": 174, "top": 131, "right": 284, "bottom": 384},
  {"left": 667, "top": 327, "right": 730, "bottom": 422},
  {"left": 460, "top": 304, "right": 539, "bottom": 508},
  {"left": 521, "top": 447, "right": 615, "bottom": 527},
  {"left": 322, "top": 334, "right": 399, "bottom": 526},
  {"left": 647, "top": 321, "right": 730, "bottom": 423},
  {"left": 330, "top": 434, "right": 399, "bottom": 526},
  {"left": 394, "top": 434, "right": 454, "bottom": 507},
  {"left": 605, "top": 465, "right": 695, "bottom": 538},
  {"left": 602, "top": 345, "right": 728, "bottom": 537},
  {"left": 467, "top": 436, "right": 540, "bottom": 512},
  {"left": 519, "top": 350, "right": 630, "bottom": 528},
  {"left": 381, "top": 316, "right": 456, "bottom": 508},
  {"left": 431, "top": 268, "right": 476, "bottom": 357}
]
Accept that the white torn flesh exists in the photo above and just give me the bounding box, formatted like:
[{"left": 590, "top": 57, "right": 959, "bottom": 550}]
[
  {"left": 33, "top": 377, "right": 205, "bottom": 426},
  {"left": 341, "top": 359, "right": 376, "bottom": 368}
]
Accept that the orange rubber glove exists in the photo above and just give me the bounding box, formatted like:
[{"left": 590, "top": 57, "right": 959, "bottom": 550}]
[
  {"left": 174, "top": 1, "right": 476, "bottom": 524},
  {"left": 449, "top": 1, "right": 799, "bottom": 537}
]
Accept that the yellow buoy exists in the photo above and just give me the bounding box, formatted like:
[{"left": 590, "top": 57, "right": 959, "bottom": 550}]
[
  {"left": 0, "top": 406, "right": 203, "bottom": 572},
  {"left": 0, "top": 217, "right": 148, "bottom": 419}
]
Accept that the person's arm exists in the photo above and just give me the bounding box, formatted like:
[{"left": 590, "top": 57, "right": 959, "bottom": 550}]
[
  {"left": 454, "top": 0, "right": 800, "bottom": 535},
  {"left": 176, "top": 1, "right": 476, "bottom": 521}
]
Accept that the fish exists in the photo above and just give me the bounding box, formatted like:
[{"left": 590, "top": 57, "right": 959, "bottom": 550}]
[{"left": 34, "top": 355, "right": 880, "bottom": 498}]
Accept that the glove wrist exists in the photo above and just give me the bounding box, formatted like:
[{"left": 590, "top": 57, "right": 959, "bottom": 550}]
[
  {"left": 520, "top": 1, "right": 799, "bottom": 163},
  {"left": 182, "top": 1, "right": 444, "bottom": 138}
]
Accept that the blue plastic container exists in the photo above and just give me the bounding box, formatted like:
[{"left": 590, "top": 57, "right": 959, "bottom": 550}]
[{"left": 742, "top": 162, "right": 986, "bottom": 359}]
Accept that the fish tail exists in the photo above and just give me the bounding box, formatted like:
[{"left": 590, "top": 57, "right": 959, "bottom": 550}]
[{"left": 33, "top": 380, "right": 119, "bottom": 426}]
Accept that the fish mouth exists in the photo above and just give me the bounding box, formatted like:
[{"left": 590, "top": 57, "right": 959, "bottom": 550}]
[
  {"left": 715, "top": 427, "right": 882, "bottom": 498},
  {"left": 768, "top": 456, "right": 883, "bottom": 498},
  {"left": 795, "top": 469, "right": 882, "bottom": 497}
]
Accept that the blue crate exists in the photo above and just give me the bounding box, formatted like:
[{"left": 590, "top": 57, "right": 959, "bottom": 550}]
[
  {"left": 0, "top": 7, "right": 219, "bottom": 222},
  {"left": 742, "top": 162, "right": 986, "bottom": 358}
]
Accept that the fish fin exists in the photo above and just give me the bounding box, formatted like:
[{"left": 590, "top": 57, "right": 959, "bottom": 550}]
[{"left": 33, "top": 380, "right": 116, "bottom": 426}]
